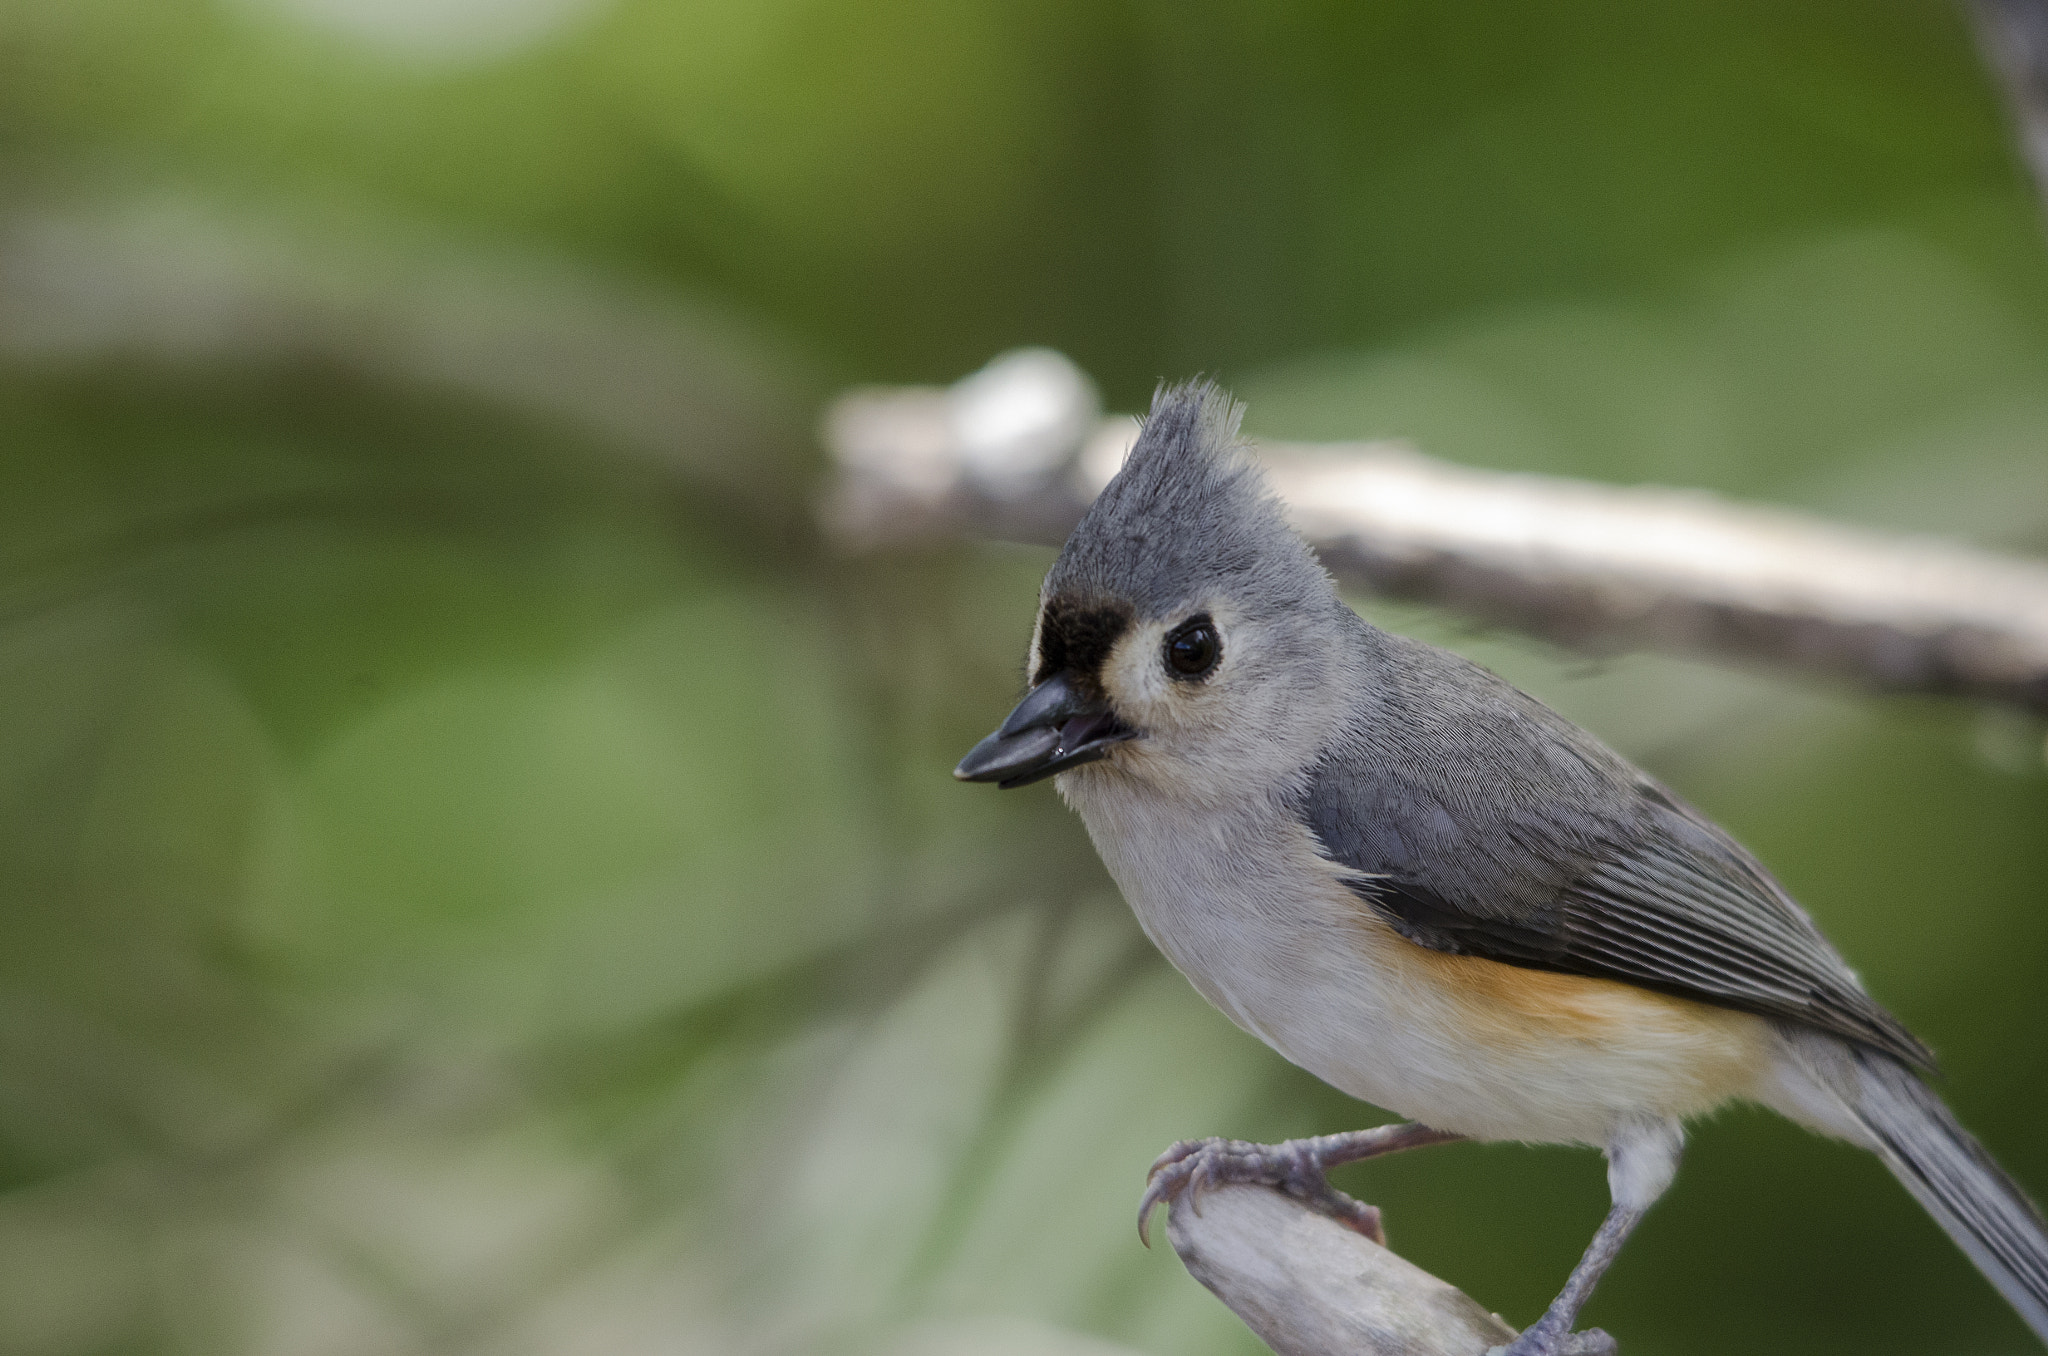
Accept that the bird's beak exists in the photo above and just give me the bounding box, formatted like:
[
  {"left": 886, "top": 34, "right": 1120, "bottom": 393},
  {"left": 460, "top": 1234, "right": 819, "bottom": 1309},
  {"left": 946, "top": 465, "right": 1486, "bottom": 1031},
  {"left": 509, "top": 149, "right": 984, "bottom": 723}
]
[{"left": 953, "top": 671, "right": 1137, "bottom": 789}]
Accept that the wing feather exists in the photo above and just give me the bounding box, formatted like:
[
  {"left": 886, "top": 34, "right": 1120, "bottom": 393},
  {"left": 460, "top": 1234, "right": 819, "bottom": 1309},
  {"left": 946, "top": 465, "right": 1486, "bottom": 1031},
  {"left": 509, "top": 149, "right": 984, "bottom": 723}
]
[{"left": 1305, "top": 630, "right": 1933, "bottom": 1069}]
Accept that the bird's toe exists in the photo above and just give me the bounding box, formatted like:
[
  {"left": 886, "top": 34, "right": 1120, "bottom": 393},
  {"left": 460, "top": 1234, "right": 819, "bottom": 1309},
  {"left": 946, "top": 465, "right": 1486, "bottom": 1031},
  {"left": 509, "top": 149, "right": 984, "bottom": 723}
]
[
  {"left": 1486, "top": 1325, "right": 1617, "bottom": 1356},
  {"left": 1135, "top": 1135, "right": 1385, "bottom": 1247}
]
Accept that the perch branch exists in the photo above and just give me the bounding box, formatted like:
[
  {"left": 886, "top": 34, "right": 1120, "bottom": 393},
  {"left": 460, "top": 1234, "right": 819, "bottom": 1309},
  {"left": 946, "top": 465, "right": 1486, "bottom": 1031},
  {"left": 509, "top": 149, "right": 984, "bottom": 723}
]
[
  {"left": 822, "top": 350, "right": 2048, "bottom": 715},
  {"left": 1164, "top": 1183, "right": 1521, "bottom": 1356}
]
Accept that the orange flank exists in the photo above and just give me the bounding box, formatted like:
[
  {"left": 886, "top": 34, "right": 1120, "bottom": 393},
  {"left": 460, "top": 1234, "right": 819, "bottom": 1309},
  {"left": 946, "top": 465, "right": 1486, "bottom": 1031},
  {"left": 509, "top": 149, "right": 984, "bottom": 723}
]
[{"left": 1392, "top": 930, "right": 1774, "bottom": 1110}]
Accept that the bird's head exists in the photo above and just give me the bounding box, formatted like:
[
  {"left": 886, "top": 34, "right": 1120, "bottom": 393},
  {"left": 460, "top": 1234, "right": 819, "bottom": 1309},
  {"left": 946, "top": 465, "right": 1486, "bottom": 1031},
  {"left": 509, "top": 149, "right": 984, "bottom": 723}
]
[{"left": 955, "top": 380, "right": 1352, "bottom": 801}]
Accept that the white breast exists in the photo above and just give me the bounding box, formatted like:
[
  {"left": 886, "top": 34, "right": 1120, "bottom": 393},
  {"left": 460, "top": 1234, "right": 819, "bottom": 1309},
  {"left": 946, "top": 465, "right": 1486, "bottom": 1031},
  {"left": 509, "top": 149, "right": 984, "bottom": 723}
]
[{"left": 1058, "top": 769, "right": 1769, "bottom": 1146}]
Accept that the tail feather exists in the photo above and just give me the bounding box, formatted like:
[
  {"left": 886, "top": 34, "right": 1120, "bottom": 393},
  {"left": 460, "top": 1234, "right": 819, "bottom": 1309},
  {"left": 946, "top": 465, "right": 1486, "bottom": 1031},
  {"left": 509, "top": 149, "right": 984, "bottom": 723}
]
[{"left": 1855, "top": 1047, "right": 2048, "bottom": 1343}]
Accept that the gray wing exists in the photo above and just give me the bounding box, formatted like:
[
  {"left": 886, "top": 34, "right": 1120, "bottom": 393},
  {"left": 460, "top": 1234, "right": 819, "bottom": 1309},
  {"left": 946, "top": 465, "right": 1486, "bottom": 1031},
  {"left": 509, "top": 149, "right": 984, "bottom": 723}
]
[{"left": 1305, "top": 631, "right": 1933, "bottom": 1069}]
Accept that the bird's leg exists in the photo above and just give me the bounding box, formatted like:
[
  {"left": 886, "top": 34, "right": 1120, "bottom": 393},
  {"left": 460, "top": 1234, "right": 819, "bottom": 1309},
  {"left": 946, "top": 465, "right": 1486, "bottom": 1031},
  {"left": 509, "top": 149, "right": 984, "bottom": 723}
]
[
  {"left": 1489, "top": 1119, "right": 1683, "bottom": 1356},
  {"left": 1484, "top": 1202, "right": 1641, "bottom": 1356},
  {"left": 1138, "top": 1121, "right": 1463, "bottom": 1246}
]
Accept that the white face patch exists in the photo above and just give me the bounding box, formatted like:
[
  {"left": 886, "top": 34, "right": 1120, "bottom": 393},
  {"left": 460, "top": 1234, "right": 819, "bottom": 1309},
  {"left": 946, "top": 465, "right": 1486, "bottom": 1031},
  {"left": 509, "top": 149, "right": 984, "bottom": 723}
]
[
  {"left": 1097, "top": 602, "right": 1235, "bottom": 739},
  {"left": 1079, "top": 597, "right": 1351, "bottom": 807}
]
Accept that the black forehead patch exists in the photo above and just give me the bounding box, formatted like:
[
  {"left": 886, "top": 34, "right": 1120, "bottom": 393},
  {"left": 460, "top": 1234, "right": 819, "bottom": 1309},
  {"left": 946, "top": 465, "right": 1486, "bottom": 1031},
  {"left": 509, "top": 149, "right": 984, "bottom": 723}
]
[{"left": 1034, "top": 596, "right": 1134, "bottom": 686}]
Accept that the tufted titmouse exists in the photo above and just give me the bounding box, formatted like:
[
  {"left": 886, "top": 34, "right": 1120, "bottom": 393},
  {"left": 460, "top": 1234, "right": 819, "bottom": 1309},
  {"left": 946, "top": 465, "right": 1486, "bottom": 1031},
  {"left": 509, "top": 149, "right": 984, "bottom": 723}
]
[{"left": 954, "top": 382, "right": 2048, "bottom": 1355}]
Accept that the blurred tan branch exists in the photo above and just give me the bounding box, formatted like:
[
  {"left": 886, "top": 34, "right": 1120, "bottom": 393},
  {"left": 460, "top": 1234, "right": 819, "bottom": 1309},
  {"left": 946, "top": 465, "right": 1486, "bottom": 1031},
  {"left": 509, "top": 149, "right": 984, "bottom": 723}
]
[
  {"left": 823, "top": 351, "right": 2048, "bottom": 716},
  {"left": 1164, "top": 1184, "right": 1525, "bottom": 1356},
  {"left": 0, "top": 197, "right": 813, "bottom": 518}
]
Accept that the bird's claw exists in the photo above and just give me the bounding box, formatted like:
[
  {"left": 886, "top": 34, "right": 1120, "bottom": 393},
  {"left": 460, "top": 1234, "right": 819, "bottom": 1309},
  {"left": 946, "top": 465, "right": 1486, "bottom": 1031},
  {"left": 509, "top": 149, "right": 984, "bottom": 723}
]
[
  {"left": 1136, "top": 1135, "right": 1385, "bottom": 1248},
  {"left": 1487, "top": 1326, "right": 1617, "bottom": 1356}
]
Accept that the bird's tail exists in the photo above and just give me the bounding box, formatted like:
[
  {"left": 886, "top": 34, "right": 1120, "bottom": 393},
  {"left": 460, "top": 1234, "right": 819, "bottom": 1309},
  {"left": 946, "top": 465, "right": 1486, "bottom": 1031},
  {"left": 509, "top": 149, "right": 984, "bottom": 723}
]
[{"left": 1852, "top": 1046, "right": 2048, "bottom": 1343}]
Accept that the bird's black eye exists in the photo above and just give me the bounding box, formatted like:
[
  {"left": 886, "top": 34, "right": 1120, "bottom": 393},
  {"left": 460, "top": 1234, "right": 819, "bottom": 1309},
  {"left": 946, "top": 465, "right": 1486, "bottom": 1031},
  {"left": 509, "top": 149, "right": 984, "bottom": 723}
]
[{"left": 1164, "top": 616, "right": 1221, "bottom": 681}]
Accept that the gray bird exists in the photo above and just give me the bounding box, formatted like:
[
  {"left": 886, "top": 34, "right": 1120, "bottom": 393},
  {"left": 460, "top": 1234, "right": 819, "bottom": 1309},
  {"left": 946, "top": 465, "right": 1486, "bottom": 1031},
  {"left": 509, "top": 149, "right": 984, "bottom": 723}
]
[{"left": 954, "top": 381, "right": 2048, "bottom": 1355}]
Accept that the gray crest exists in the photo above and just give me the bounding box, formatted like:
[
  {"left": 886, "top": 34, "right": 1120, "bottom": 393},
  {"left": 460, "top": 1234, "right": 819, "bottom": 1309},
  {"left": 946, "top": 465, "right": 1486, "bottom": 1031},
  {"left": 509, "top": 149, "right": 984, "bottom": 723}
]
[{"left": 1043, "top": 380, "right": 1335, "bottom": 620}]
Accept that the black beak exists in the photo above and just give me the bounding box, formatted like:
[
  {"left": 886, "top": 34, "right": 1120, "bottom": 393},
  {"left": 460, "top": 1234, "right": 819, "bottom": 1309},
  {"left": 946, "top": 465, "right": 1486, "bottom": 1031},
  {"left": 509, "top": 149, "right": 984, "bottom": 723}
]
[{"left": 954, "top": 672, "right": 1138, "bottom": 789}]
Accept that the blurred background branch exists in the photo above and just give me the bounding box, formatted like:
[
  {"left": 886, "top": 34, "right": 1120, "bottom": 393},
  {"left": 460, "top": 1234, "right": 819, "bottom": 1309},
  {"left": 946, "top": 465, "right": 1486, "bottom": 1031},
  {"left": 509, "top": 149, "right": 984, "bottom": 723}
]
[
  {"left": 0, "top": 198, "right": 815, "bottom": 521},
  {"left": 826, "top": 350, "right": 2048, "bottom": 717}
]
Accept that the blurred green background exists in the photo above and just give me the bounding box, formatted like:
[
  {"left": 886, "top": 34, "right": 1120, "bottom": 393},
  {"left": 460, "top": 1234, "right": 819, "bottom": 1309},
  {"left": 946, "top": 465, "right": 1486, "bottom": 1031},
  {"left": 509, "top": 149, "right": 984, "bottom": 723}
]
[{"left": 2, "top": 1, "right": 2047, "bottom": 1353}]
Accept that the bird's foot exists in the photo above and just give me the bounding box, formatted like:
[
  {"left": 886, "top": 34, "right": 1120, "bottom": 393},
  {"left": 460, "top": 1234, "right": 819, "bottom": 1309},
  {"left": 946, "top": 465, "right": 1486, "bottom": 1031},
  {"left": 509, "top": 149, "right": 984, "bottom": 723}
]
[
  {"left": 1136, "top": 1136, "right": 1383, "bottom": 1247},
  {"left": 1486, "top": 1319, "right": 1617, "bottom": 1356}
]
